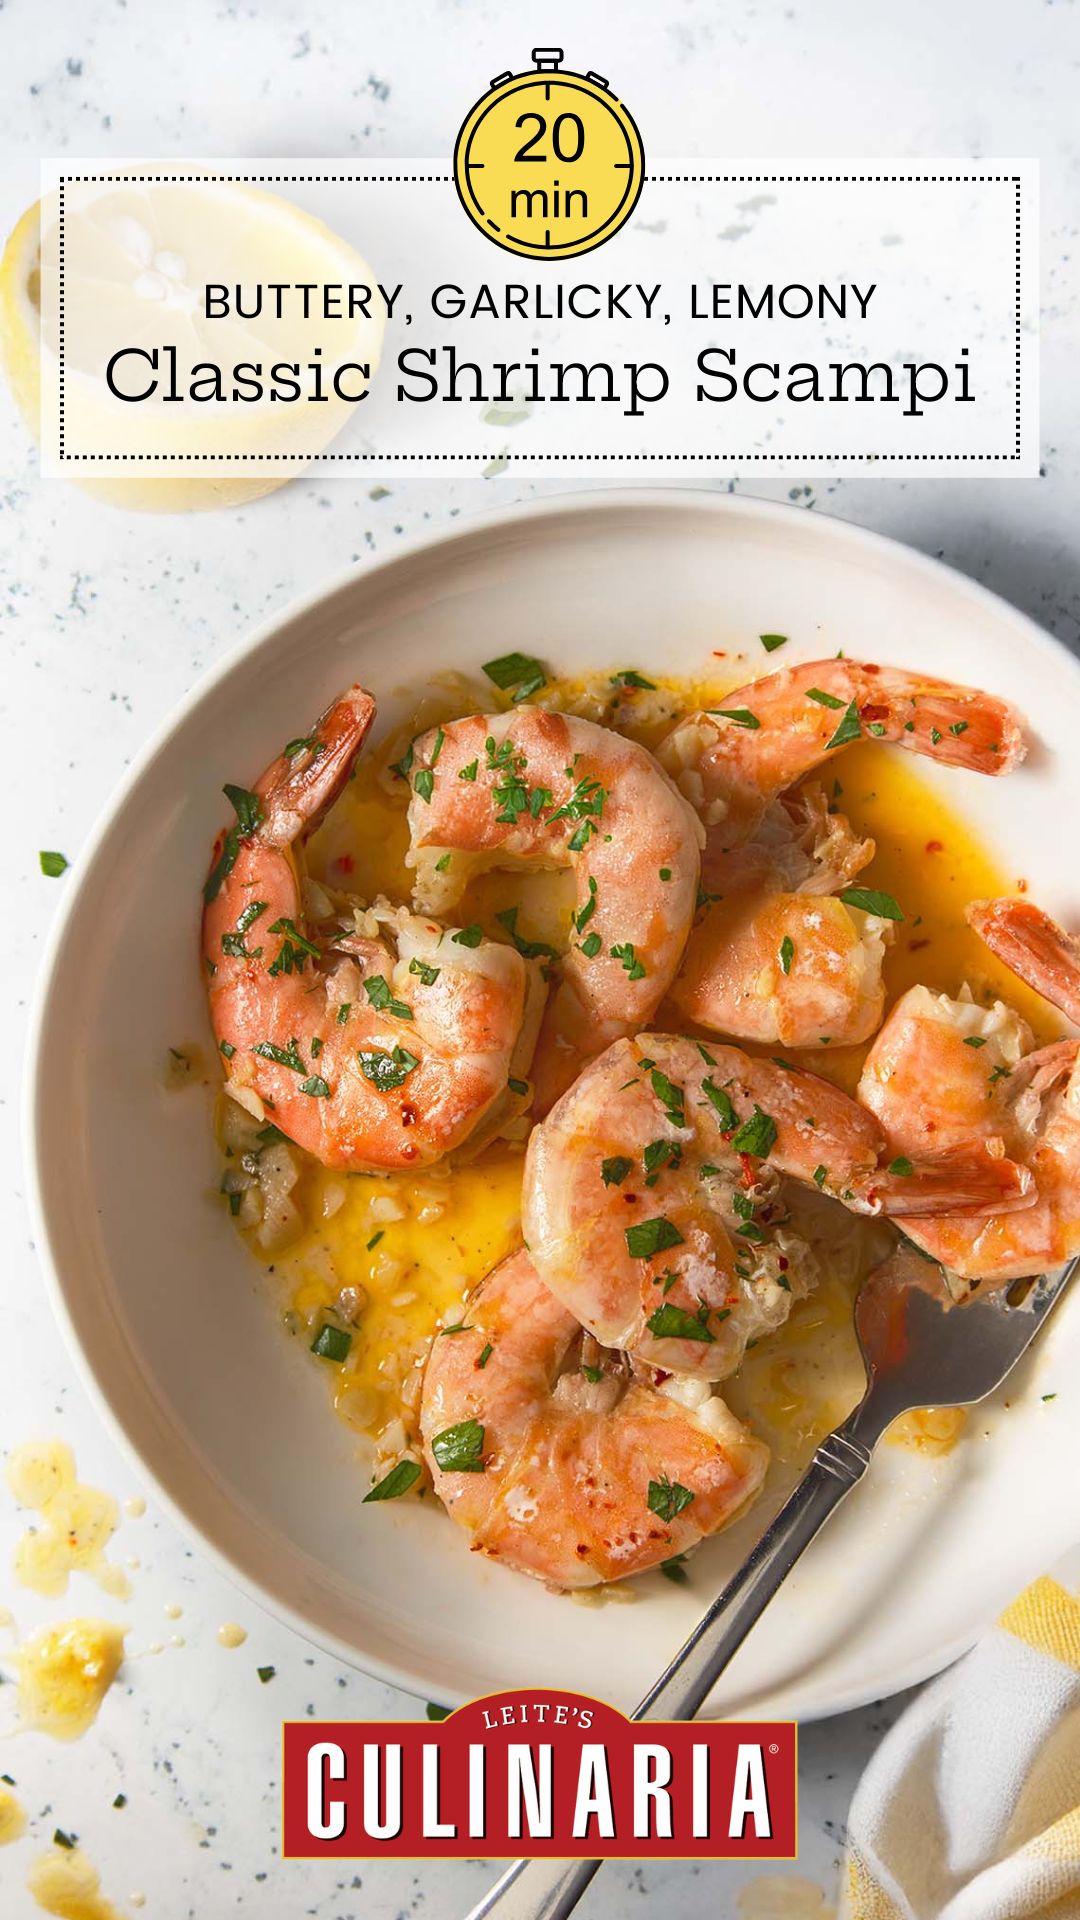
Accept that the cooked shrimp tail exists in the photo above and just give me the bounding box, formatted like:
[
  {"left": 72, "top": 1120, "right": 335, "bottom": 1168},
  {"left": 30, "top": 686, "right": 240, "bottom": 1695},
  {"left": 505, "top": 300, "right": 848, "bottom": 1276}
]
[
  {"left": 420, "top": 1249, "right": 769, "bottom": 1589},
  {"left": 661, "top": 659, "right": 1025, "bottom": 849},
  {"left": 967, "top": 898, "right": 1080, "bottom": 1026},
  {"left": 869, "top": 1141, "right": 1034, "bottom": 1216}
]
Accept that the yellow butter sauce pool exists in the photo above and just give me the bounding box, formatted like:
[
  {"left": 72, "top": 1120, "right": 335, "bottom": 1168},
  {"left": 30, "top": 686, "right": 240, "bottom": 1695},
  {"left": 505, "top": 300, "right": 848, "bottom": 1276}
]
[{"left": 242, "top": 670, "right": 1049, "bottom": 1481}]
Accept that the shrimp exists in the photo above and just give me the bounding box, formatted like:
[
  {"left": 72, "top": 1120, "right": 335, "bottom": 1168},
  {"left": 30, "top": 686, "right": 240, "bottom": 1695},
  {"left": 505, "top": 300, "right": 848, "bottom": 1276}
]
[
  {"left": 859, "top": 898, "right": 1080, "bottom": 1281},
  {"left": 672, "top": 785, "right": 888, "bottom": 1051},
  {"left": 670, "top": 892, "right": 892, "bottom": 1049},
  {"left": 522, "top": 1035, "right": 1032, "bottom": 1380},
  {"left": 419, "top": 1249, "right": 769, "bottom": 1588},
  {"left": 405, "top": 708, "right": 703, "bottom": 1107},
  {"left": 659, "top": 658, "right": 1026, "bottom": 858},
  {"left": 202, "top": 686, "right": 541, "bottom": 1172},
  {"left": 663, "top": 663, "right": 1022, "bottom": 1050}
]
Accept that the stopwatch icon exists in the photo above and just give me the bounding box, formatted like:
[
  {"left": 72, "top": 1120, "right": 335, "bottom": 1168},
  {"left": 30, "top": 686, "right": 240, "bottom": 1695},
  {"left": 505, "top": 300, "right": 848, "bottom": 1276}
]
[{"left": 453, "top": 48, "right": 645, "bottom": 260}]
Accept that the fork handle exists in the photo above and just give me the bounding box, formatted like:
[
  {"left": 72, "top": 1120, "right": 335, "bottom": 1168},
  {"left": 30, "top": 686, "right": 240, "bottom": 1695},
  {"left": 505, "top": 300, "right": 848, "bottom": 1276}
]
[{"left": 461, "top": 1420, "right": 874, "bottom": 1920}]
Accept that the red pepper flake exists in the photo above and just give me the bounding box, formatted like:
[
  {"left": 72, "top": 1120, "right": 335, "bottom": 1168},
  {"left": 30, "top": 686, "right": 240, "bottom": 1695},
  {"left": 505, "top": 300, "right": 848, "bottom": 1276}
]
[
  {"left": 400, "top": 1143, "right": 418, "bottom": 1161},
  {"left": 738, "top": 1155, "right": 757, "bottom": 1183},
  {"left": 909, "top": 937, "right": 931, "bottom": 951},
  {"left": 1017, "top": 878, "right": 1028, "bottom": 893},
  {"left": 778, "top": 1255, "right": 789, "bottom": 1271},
  {"left": 860, "top": 702, "right": 889, "bottom": 722},
  {"left": 400, "top": 1103, "right": 417, "bottom": 1127},
  {"left": 335, "top": 853, "right": 355, "bottom": 875},
  {"left": 863, "top": 663, "right": 881, "bottom": 675},
  {"left": 925, "top": 839, "right": 944, "bottom": 854}
]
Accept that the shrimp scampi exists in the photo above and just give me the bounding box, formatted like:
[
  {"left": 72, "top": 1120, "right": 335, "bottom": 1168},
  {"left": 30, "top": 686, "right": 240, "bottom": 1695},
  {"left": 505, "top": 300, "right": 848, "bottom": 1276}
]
[
  {"left": 523, "top": 1035, "right": 1032, "bottom": 1381},
  {"left": 860, "top": 898, "right": 1080, "bottom": 1282},
  {"left": 202, "top": 686, "right": 541, "bottom": 1171},
  {"left": 419, "top": 1250, "right": 769, "bottom": 1588},
  {"left": 405, "top": 707, "right": 703, "bottom": 1108}
]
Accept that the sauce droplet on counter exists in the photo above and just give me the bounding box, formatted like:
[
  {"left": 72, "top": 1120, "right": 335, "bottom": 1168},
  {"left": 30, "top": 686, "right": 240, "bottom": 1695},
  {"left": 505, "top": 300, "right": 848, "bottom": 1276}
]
[
  {"left": 27, "top": 1845, "right": 125, "bottom": 1920},
  {"left": 0, "top": 1783, "right": 27, "bottom": 1845},
  {"left": 5, "top": 1441, "right": 129, "bottom": 1599},
  {"left": 122, "top": 1497, "right": 145, "bottom": 1519},
  {"left": 15, "top": 1618, "right": 127, "bottom": 1741},
  {"left": 217, "top": 1621, "right": 247, "bottom": 1649},
  {"left": 737, "top": 1875, "right": 836, "bottom": 1919}
]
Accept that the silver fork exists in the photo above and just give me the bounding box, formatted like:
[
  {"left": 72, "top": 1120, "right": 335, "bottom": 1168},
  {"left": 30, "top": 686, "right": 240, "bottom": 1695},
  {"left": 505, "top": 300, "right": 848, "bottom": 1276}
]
[{"left": 463, "top": 1246, "right": 1077, "bottom": 1920}]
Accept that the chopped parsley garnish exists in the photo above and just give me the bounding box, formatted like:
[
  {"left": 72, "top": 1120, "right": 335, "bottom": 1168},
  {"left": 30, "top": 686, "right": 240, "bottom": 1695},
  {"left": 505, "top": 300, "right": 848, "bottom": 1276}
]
[
  {"left": 813, "top": 1164, "right": 828, "bottom": 1188},
  {"left": 268, "top": 916, "right": 322, "bottom": 977},
  {"left": 950, "top": 720, "right": 969, "bottom": 736},
  {"left": 311, "top": 1324, "right": 351, "bottom": 1361},
  {"left": 409, "top": 958, "right": 441, "bottom": 986},
  {"left": 364, "top": 975, "right": 413, "bottom": 1020},
  {"left": 574, "top": 877, "right": 598, "bottom": 934},
  {"left": 482, "top": 651, "right": 547, "bottom": 702},
  {"left": 611, "top": 942, "right": 646, "bottom": 981},
  {"left": 435, "top": 854, "right": 451, "bottom": 872},
  {"left": 730, "top": 1105, "right": 778, "bottom": 1158},
  {"left": 702, "top": 1077, "right": 738, "bottom": 1131},
  {"left": 391, "top": 740, "right": 415, "bottom": 781},
  {"left": 219, "top": 1039, "right": 236, "bottom": 1059},
  {"left": 363, "top": 1460, "right": 422, "bottom": 1503},
  {"left": 643, "top": 1139, "right": 681, "bottom": 1186},
  {"left": 759, "top": 633, "right": 788, "bottom": 653},
  {"left": 254, "top": 1038, "right": 306, "bottom": 1073},
  {"left": 357, "top": 1045, "right": 420, "bottom": 1090},
  {"left": 963, "top": 1035, "right": 987, "bottom": 1048},
  {"left": 660, "top": 1554, "right": 689, "bottom": 1583},
  {"left": 659, "top": 867, "right": 672, "bottom": 881},
  {"left": 779, "top": 933, "right": 795, "bottom": 975},
  {"left": 825, "top": 700, "right": 863, "bottom": 748},
  {"left": 429, "top": 726, "right": 445, "bottom": 766},
  {"left": 611, "top": 668, "right": 657, "bottom": 689},
  {"left": 647, "top": 1475, "right": 695, "bottom": 1522},
  {"left": 299, "top": 1074, "right": 331, "bottom": 1098},
  {"left": 650, "top": 1067, "right": 685, "bottom": 1128},
  {"left": 337, "top": 1002, "right": 351, "bottom": 1024},
  {"left": 367, "top": 1230, "right": 384, "bottom": 1250},
  {"left": 431, "top": 1419, "right": 486, "bottom": 1473},
  {"left": 931, "top": 726, "right": 942, "bottom": 745},
  {"left": 257, "top": 1666, "right": 276, "bottom": 1683},
  {"left": 284, "top": 733, "right": 323, "bottom": 759},
  {"left": 452, "top": 923, "right": 484, "bottom": 949},
  {"left": 549, "top": 773, "right": 607, "bottom": 849},
  {"left": 459, "top": 759, "right": 478, "bottom": 781},
  {"left": 477, "top": 1343, "right": 493, "bottom": 1370},
  {"left": 203, "top": 785, "right": 263, "bottom": 904},
  {"left": 647, "top": 1300, "right": 716, "bottom": 1344},
  {"left": 413, "top": 768, "right": 435, "bottom": 803},
  {"left": 53, "top": 1829, "right": 77, "bottom": 1850},
  {"left": 988, "top": 1063, "right": 1011, "bottom": 1088},
  {"left": 222, "top": 898, "right": 268, "bottom": 959},
  {"left": 581, "top": 1364, "right": 603, "bottom": 1383},
  {"left": 39, "top": 849, "right": 69, "bottom": 877},
  {"left": 838, "top": 885, "right": 904, "bottom": 922},
  {"left": 806, "top": 686, "right": 846, "bottom": 709},
  {"left": 626, "top": 1216, "right": 685, "bottom": 1258},
  {"left": 495, "top": 905, "right": 558, "bottom": 961},
  {"left": 602, "top": 1155, "right": 633, "bottom": 1187},
  {"left": 888, "top": 1156, "right": 914, "bottom": 1176},
  {"left": 712, "top": 707, "right": 761, "bottom": 729},
  {"left": 578, "top": 931, "right": 602, "bottom": 958}
]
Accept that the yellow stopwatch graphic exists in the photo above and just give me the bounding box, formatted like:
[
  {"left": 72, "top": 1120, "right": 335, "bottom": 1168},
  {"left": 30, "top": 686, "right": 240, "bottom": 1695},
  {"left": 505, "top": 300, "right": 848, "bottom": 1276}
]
[{"left": 453, "top": 48, "right": 645, "bottom": 260}]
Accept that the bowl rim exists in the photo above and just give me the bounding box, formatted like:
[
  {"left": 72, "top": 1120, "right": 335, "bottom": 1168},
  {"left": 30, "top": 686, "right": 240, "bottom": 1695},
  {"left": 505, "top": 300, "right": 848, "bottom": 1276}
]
[{"left": 23, "top": 484, "right": 1080, "bottom": 1717}]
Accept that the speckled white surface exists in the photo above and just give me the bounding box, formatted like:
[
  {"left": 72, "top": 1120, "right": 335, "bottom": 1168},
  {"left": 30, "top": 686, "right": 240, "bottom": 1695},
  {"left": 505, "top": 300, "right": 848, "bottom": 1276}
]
[{"left": 1, "top": 1, "right": 1079, "bottom": 1914}]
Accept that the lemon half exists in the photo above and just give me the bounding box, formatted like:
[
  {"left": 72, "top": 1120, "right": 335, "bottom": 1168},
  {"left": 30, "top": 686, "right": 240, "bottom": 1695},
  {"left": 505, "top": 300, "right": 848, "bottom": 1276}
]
[{"left": 0, "top": 178, "right": 385, "bottom": 512}]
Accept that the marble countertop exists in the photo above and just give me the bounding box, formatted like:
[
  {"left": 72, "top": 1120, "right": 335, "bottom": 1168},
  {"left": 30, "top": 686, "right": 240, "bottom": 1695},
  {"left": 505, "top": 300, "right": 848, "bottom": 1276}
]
[{"left": 1, "top": 0, "right": 1079, "bottom": 1913}]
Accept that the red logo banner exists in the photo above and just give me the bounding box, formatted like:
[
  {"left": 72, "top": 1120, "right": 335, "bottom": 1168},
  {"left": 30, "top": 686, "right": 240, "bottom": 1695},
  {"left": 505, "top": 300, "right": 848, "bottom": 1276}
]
[{"left": 283, "top": 1690, "right": 797, "bottom": 1859}]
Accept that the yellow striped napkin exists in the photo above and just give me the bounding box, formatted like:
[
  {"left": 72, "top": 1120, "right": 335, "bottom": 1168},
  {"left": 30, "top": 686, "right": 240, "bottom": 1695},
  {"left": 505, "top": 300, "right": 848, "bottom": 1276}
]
[{"left": 841, "top": 1577, "right": 1080, "bottom": 1918}]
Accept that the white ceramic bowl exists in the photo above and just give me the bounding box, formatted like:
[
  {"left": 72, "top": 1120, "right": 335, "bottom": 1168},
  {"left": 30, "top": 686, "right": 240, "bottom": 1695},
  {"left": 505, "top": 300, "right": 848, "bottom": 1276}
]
[{"left": 26, "top": 491, "right": 1080, "bottom": 1718}]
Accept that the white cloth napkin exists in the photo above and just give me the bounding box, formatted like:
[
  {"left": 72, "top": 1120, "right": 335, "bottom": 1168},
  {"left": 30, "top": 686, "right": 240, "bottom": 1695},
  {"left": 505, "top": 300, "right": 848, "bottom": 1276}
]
[{"left": 841, "top": 1577, "right": 1080, "bottom": 1918}]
